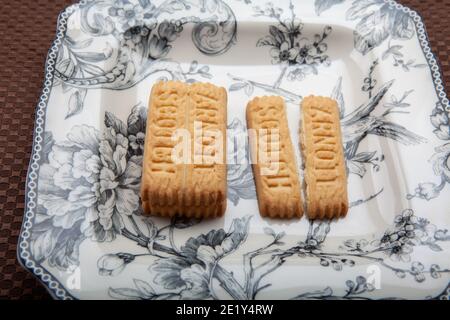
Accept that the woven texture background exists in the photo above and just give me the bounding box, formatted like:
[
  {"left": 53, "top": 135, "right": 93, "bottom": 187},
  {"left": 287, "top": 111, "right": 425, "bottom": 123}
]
[{"left": 0, "top": 0, "right": 449, "bottom": 299}]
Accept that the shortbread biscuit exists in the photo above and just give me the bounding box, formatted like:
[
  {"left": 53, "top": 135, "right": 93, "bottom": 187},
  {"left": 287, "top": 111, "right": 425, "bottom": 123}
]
[
  {"left": 300, "top": 96, "right": 348, "bottom": 219},
  {"left": 141, "top": 81, "right": 227, "bottom": 218},
  {"left": 246, "top": 96, "right": 303, "bottom": 218}
]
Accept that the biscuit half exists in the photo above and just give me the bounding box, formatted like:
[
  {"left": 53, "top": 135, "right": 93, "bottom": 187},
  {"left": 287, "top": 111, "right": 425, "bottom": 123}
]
[
  {"left": 141, "top": 81, "right": 227, "bottom": 218},
  {"left": 300, "top": 95, "right": 348, "bottom": 219},
  {"left": 246, "top": 96, "right": 303, "bottom": 218}
]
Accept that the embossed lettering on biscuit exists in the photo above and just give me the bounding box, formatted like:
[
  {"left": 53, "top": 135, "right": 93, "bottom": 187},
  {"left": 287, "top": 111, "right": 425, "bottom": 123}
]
[
  {"left": 300, "top": 96, "right": 348, "bottom": 219},
  {"left": 246, "top": 96, "right": 303, "bottom": 219},
  {"left": 141, "top": 81, "right": 227, "bottom": 218}
]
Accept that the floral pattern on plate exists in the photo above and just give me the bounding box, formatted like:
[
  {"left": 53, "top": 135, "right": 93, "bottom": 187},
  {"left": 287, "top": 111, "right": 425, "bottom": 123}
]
[{"left": 18, "top": 0, "right": 450, "bottom": 299}]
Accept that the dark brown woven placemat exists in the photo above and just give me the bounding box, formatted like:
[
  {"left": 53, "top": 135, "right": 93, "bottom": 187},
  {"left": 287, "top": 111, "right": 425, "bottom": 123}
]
[{"left": 0, "top": 0, "right": 449, "bottom": 300}]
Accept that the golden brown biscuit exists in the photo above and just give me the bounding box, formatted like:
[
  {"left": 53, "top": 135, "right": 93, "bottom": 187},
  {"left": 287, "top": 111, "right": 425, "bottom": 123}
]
[
  {"left": 141, "top": 81, "right": 227, "bottom": 218},
  {"left": 246, "top": 96, "right": 303, "bottom": 218},
  {"left": 300, "top": 95, "right": 348, "bottom": 219}
]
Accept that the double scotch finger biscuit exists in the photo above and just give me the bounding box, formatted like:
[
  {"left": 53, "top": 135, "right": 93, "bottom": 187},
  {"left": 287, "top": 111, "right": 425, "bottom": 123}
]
[
  {"left": 300, "top": 96, "right": 348, "bottom": 219},
  {"left": 141, "top": 81, "right": 227, "bottom": 218},
  {"left": 246, "top": 96, "right": 303, "bottom": 218}
]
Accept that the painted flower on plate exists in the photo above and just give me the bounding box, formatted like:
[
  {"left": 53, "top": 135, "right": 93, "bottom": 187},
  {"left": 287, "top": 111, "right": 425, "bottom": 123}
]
[
  {"left": 295, "top": 38, "right": 315, "bottom": 65},
  {"left": 87, "top": 125, "right": 142, "bottom": 241},
  {"left": 431, "top": 143, "right": 450, "bottom": 183},
  {"left": 270, "top": 41, "right": 298, "bottom": 64},
  {"left": 109, "top": 0, "right": 145, "bottom": 30},
  {"left": 31, "top": 106, "right": 146, "bottom": 270},
  {"left": 124, "top": 26, "right": 151, "bottom": 45},
  {"left": 98, "top": 252, "right": 135, "bottom": 276},
  {"left": 431, "top": 104, "right": 450, "bottom": 140},
  {"left": 374, "top": 210, "right": 440, "bottom": 262},
  {"left": 150, "top": 217, "right": 250, "bottom": 299}
]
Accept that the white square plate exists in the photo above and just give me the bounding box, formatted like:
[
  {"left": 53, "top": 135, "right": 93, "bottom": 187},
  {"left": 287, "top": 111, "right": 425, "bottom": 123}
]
[{"left": 19, "top": 0, "right": 450, "bottom": 299}]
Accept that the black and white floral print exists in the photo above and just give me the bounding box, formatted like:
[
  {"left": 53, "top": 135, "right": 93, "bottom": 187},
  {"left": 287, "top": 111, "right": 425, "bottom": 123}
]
[
  {"left": 247, "top": 0, "right": 415, "bottom": 54},
  {"left": 229, "top": 1, "right": 332, "bottom": 98},
  {"left": 32, "top": 103, "right": 447, "bottom": 298},
  {"left": 346, "top": 0, "right": 415, "bottom": 54},
  {"left": 228, "top": 3, "right": 326, "bottom": 104},
  {"left": 98, "top": 252, "right": 136, "bottom": 276},
  {"left": 314, "top": 0, "right": 345, "bottom": 16},
  {"left": 105, "top": 209, "right": 449, "bottom": 300},
  {"left": 32, "top": 106, "right": 146, "bottom": 269},
  {"left": 312, "top": 0, "right": 415, "bottom": 54},
  {"left": 382, "top": 40, "right": 428, "bottom": 71},
  {"left": 254, "top": 2, "right": 331, "bottom": 68},
  {"left": 409, "top": 102, "right": 450, "bottom": 200},
  {"left": 55, "top": 0, "right": 237, "bottom": 117},
  {"left": 431, "top": 103, "right": 450, "bottom": 141},
  {"left": 226, "top": 118, "right": 256, "bottom": 205},
  {"left": 108, "top": 0, "right": 155, "bottom": 30},
  {"left": 338, "top": 61, "right": 426, "bottom": 178}
]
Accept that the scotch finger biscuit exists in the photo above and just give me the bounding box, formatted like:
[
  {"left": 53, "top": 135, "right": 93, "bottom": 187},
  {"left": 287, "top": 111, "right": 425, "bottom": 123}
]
[
  {"left": 141, "top": 81, "right": 227, "bottom": 218},
  {"left": 300, "top": 96, "right": 348, "bottom": 219},
  {"left": 246, "top": 96, "right": 303, "bottom": 219},
  {"left": 189, "top": 82, "right": 227, "bottom": 211}
]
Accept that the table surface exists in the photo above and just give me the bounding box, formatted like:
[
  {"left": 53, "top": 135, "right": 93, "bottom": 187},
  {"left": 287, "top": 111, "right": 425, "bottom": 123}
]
[{"left": 0, "top": 0, "right": 449, "bottom": 299}]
